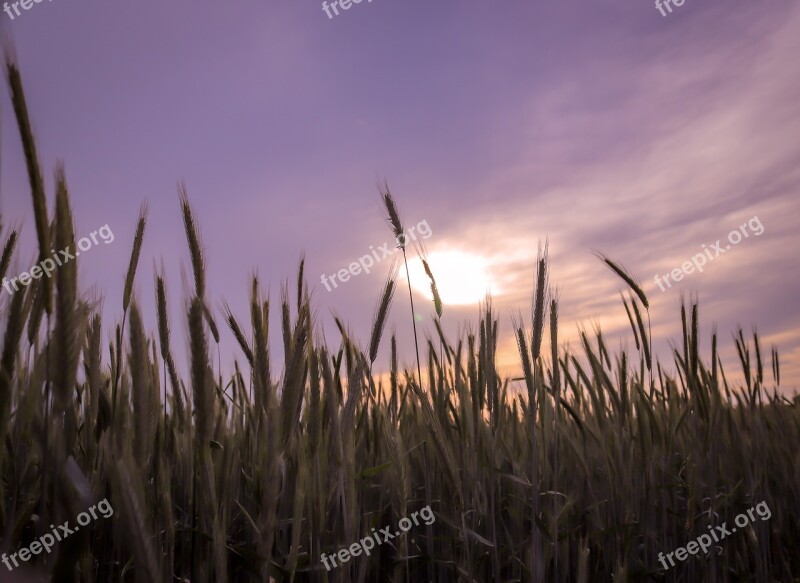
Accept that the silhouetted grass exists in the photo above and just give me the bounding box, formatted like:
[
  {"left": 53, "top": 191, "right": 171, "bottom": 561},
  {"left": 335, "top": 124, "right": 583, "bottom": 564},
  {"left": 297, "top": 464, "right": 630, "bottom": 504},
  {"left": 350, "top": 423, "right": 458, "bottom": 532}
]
[{"left": 0, "top": 59, "right": 798, "bottom": 583}]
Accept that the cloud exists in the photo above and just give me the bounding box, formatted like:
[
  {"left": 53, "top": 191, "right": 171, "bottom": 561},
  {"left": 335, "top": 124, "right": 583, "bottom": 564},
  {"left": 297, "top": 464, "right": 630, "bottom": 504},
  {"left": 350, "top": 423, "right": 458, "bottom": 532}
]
[{"left": 425, "top": 2, "right": 800, "bottom": 390}]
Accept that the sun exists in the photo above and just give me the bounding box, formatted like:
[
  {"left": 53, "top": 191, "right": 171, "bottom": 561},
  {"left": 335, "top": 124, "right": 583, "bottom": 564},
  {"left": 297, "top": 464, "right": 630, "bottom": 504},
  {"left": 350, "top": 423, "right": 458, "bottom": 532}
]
[{"left": 402, "top": 250, "right": 496, "bottom": 306}]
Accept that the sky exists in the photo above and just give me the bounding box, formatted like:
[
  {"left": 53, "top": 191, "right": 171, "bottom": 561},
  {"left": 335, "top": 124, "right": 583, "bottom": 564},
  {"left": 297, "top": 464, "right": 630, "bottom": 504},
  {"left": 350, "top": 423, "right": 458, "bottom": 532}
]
[{"left": 1, "top": 0, "right": 798, "bottom": 393}]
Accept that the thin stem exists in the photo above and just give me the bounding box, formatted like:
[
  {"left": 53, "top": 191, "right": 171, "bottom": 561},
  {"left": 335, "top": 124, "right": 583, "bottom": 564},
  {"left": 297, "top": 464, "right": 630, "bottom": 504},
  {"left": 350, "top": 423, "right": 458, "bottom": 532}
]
[
  {"left": 39, "top": 312, "right": 51, "bottom": 537},
  {"left": 401, "top": 248, "right": 423, "bottom": 387},
  {"left": 647, "top": 310, "right": 654, "bottom": 399},
  {"left": 111, "top": 312, "right": 127, "bottom": 427}
]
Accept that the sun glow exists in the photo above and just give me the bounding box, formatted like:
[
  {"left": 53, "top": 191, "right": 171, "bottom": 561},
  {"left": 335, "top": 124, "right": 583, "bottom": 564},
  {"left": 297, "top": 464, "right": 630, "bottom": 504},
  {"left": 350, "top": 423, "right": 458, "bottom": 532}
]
[{"left": 403, "top": 250, "right": 497, "bottom": 306}]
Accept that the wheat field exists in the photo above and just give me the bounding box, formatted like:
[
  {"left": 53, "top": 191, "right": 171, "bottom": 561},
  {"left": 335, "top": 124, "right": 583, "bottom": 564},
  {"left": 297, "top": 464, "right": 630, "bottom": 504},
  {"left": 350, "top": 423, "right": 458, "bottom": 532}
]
[{"left": 1, "top": 60, "right": 798, "bottom": 583}]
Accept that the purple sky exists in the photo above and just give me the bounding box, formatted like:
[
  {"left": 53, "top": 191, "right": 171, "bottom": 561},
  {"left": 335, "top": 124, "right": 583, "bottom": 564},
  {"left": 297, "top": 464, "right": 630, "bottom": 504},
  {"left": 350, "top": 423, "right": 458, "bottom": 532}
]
[{"left": 1, "top": 0, "right": 799, "bottom": 392}]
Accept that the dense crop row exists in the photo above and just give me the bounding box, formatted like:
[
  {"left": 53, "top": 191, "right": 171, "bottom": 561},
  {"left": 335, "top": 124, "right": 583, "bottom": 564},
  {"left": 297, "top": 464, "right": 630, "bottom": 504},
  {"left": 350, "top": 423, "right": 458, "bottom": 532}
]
[{"left": 1, "top": 60, "right": 798, "bottom": 582}]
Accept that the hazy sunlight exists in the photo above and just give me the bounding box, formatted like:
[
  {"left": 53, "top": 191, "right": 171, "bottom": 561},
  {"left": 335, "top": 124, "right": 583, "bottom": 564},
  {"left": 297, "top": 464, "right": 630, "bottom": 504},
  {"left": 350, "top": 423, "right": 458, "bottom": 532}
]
[{"left": 403, "top": 250, "right": 496, "bottom": 306}]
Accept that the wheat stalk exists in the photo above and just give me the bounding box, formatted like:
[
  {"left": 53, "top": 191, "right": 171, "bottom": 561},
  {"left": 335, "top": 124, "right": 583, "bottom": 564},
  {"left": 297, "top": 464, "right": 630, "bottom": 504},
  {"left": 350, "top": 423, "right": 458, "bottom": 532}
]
[{"left": 6, "top": 59, "right": 51, "bottom": 313}]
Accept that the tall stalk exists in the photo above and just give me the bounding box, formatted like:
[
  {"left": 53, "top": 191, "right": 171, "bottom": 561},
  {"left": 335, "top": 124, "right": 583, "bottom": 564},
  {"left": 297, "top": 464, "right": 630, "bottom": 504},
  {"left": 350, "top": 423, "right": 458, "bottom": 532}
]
[
  {"left": 379, "top": 183, "right": 424, "bottom": 385},
  {"left": 400, "top": 247, "right": 423, "bottom": 386}
]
